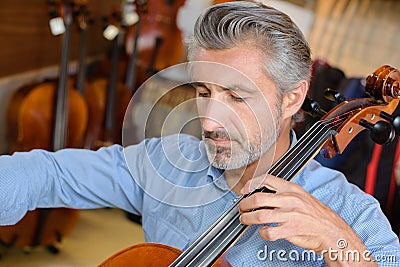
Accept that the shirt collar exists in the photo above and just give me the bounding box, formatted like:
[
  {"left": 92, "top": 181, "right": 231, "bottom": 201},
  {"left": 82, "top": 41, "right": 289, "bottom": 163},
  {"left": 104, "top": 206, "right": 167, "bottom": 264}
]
[{"left": 207, "top": 166, "right": 230, "bottom": 191}]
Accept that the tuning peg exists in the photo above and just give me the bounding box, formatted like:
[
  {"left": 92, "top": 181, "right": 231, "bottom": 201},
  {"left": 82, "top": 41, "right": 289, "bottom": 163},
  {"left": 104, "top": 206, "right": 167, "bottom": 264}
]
[
  {"left": 379, "top": 111, "right": 400, "bottom": 136},
  {"left": 48, "top": 9, "right": 59, "bottom": 18},
  {"left": 324, "top": 88, "right": 347, "bottom": 104},
  {"left": 359, "top": 119, "right": 395, "bottom": 145},
  {"left": 301, "top": 97, "right": 326, "bottom": 118}
]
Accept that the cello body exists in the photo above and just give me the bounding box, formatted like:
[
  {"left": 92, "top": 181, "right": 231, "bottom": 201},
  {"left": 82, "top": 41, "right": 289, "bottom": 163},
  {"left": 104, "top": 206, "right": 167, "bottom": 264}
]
[
  {"left": 98, "top": 243, "right": 231, "bottom": 267},
  {"left": 7, "top": 81, "right": 88, "bottom": 152}
]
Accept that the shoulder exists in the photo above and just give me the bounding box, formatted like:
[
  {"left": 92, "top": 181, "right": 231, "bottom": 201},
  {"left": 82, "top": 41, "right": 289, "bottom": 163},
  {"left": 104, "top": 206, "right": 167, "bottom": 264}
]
[
  {"left": 144, "top": 134, "right": 202, "bottom": 156},
  {"left": 124, "top": 133, "right": 200, "bottom": 153},
  {"left": 124, "top": 134, "right": 204, "bottom": 162},
  {"left": 124, "top": 133, "right": 209, "bottom": 176}
]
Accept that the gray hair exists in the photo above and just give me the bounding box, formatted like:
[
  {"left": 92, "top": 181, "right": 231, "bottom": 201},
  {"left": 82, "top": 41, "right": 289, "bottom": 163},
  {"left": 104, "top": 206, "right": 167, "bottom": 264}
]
[{"left": 186, "top": 0, "right": 312, "bottom": 122}]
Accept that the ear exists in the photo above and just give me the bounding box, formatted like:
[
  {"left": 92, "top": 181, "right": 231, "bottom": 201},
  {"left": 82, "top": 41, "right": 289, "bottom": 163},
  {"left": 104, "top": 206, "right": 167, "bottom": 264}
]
[{"left": 281, "top": 80, "right": 308, "bottom": 119}]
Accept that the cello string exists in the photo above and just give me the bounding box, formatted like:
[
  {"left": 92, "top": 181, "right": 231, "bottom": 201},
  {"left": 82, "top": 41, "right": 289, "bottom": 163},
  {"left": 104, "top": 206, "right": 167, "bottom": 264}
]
[
  {"left": 265, "top": 112, "right": 347, "bottom": 173},
  {"left": 195, "top": 213, "right": 245, "bottom": 267},
  {"left": 278, "top": 126, "right": 333, "bottom": 181}
]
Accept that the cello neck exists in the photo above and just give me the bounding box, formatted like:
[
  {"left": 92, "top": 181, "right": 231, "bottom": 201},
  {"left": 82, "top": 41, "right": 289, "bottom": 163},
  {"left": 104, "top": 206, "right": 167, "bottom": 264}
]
[
  {"left": 103, "top": 33, "right": 120, "bottom": 137},
  {"left": 125, "top": 19, "right": 141, "bottom": 92},
  {"left": 53, "top": 0, "right": 73, "bottom": 151},
  {"left": 169, "top": 122, "right": 336, "bottom": 266},
  {"left": 76, "top": 27, "right": 88, "bottom": 95},
  {"left": 75, "top": 3, "right": 90, "bottom": 96}
]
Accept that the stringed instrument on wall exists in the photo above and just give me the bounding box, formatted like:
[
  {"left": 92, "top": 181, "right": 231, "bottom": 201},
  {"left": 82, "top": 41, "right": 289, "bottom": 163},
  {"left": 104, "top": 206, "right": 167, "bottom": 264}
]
[
  {"left": 124, "top": 0, "right": 186, "bottom": 91},
  {"left": 1, "top": 0, "right": 88, "bottom": 253},
  {"left": 71, "top": 0, "right": 108, "bottom": 150},
  {"left": 85, "top": 4, "right": 131, "bottom": 149},
  {"left": 99, "top": 65, "right": 400, "bottom": 266}
]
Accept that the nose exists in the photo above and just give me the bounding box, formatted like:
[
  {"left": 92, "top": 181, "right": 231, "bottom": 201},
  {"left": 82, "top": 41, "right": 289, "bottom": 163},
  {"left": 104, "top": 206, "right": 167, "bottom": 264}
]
[
  {"left": 201, "top": 116, "right": 223, "bottom": 133},
  {"left": 197, "top": 97, "right": 227, "bottom": 132}
]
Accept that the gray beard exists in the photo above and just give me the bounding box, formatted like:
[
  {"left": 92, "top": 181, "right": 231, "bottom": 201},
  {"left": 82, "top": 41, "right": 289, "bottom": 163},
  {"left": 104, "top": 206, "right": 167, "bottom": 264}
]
[{"left": 203, "top": 119, "right": 280, "bottom": 170}]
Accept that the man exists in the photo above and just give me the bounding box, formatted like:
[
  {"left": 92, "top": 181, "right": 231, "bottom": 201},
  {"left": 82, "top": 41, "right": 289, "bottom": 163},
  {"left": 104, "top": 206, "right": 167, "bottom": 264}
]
[{"left": 1, "top": 1, "right": 399, "bottom": 266}]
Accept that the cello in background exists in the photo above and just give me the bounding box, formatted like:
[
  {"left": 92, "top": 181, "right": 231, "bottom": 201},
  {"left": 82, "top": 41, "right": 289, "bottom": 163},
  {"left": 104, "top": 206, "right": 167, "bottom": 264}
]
[
  {"left": 1, "top": 0, "right": 88, "bottom": 253},
  {"left": 124, "top": 0, "right": 186, "bottom": 91},
  {"left": 71, "top": 0, "right": 110, "bottom": 150},
  {"left": 84, "top": 5, "right": 131, "bottom": 149}
]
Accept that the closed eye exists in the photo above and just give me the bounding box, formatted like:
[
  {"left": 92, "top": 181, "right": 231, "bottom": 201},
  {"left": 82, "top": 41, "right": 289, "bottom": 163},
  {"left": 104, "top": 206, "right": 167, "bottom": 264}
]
[
  {"left": 231, "top": 95, "right": 246, "bottom": 102},
  {"left": 198, "top": 92, "right": 210, "bottom": 98}
]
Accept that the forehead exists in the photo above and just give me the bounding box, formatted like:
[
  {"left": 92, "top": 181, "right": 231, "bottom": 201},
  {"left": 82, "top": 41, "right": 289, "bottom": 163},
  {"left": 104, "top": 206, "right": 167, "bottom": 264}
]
[{"left": 191, "top": 47, "right": 275, "bottom": 94}]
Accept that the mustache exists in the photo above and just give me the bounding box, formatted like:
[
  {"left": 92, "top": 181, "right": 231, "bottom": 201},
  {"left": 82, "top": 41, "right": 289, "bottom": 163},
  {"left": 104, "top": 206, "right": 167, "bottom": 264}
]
[{"left": 203, "top": 130, "right": 231, "bottom": 140}]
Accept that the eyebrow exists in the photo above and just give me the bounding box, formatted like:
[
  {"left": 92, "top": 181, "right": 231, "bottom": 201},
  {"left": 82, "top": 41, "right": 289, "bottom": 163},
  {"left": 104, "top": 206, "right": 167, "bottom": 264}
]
[
  {"left": 189, "top": 82, "right": 256, "bottom": 94},
  {"left": 189, "top": 82, "right": 209, "bottom": 89}
]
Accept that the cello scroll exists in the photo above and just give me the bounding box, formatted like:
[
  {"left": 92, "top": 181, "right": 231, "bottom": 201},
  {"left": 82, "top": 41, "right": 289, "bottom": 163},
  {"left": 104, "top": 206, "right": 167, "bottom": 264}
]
[{"left": 316, "top": 65, "right": 400, "bottom": 158}]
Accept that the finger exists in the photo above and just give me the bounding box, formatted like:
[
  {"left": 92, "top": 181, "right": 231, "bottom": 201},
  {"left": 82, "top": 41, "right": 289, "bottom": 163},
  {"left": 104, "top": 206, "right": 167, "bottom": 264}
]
[
  {"left": 239, "top": 208, "right": 288, "bottom": 226},
  {"left": 258, "top": 224, "right": 281, "bottom": 242},
  {"left": 241, "top": 174, "right": 303, "bottom": 195},
  {"left": 239, "top": 192, "right": 303, "bottom": 212},
  {"left": 239, "top": 192, "right": 279, "bottom": 212}
]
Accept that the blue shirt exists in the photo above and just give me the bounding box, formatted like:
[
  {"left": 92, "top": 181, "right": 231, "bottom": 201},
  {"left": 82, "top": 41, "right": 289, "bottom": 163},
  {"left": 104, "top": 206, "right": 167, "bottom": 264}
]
[{"left": 0, "top": 134, "right": 399, "bottom": 266}]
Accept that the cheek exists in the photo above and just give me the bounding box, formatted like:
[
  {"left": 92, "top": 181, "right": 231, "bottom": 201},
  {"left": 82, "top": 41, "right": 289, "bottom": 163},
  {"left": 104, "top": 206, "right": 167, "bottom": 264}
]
[
  {"left": 230, "top": 106, "right": 260, "bottom": 138},
  {"left": 242, "top": 102, "right": 279, "bottom": 140},
  {"left": 246, "top": 100, "right": 276, "bottom": 125}
]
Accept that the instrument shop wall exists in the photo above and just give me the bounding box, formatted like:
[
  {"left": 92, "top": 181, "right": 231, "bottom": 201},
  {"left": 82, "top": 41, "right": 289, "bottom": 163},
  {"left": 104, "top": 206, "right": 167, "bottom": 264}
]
[
  {"left": 0, "top": 0, "right": 121, "bottom": 153},
  {"left": 0, "top": 0, "right": 121, "bottom": 78}
]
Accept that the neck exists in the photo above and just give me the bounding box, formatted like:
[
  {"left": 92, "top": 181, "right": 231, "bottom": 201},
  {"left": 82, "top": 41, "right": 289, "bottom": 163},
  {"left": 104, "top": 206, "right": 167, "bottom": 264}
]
[{"left": 225, "top": 127, "right": 292, "bottom": 195}]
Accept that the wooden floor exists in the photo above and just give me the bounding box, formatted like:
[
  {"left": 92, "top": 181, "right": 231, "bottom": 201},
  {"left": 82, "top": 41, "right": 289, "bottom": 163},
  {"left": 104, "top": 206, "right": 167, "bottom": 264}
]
[{"left": 0, "top": 209, "right": 145, "bottom": 267}]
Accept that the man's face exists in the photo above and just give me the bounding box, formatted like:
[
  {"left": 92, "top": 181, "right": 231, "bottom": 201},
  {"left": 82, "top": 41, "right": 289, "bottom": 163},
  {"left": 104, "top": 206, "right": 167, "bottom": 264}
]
[{"left": 191, "top": 47, "right": 282, "bottom": 170}]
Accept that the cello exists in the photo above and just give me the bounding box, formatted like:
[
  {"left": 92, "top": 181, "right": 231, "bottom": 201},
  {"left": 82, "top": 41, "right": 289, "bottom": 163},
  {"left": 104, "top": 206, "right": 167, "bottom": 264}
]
[
  {"left": 99, "top": 65, "right": 400, "bottom": 266},
  {"left": 84, "top": 5, "right": 131, "bottom": 149},
  {"left": 1, "top": 0, "right": 88, "bottom": 253},
  {"left": 124, "top": 0, "right": 186, "bottom": 91},
  {"left": 71, "top": 0, "right": 111, "bottom": 150}
]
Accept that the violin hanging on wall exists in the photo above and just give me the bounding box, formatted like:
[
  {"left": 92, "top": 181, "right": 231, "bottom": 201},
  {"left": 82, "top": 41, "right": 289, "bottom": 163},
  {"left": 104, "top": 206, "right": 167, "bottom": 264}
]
[{"left": 99, "top": 65, "right": 400, "bottom": 266}]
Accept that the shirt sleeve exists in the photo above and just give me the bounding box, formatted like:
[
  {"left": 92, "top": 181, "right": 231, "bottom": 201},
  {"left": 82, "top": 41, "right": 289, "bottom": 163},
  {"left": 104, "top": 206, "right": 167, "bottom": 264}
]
[{"left": 0, "top": 144, "right": 144, "bottom": 226}]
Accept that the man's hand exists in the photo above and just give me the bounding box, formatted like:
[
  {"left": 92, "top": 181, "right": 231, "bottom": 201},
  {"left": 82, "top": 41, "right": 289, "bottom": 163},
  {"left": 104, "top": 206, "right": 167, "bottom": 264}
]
[{"left": 239, "top": 174, "right": 377, "bottom": 266}]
